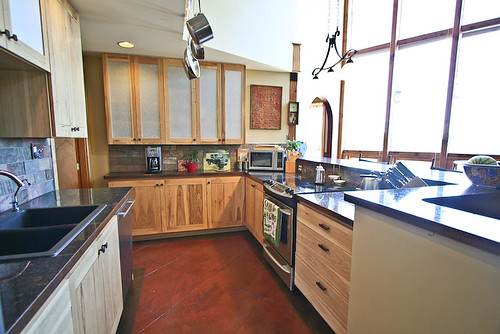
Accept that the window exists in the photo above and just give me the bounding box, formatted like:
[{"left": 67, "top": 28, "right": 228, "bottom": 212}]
[{"left": 342, "top": 0, "right": 500, "bottom": 165}]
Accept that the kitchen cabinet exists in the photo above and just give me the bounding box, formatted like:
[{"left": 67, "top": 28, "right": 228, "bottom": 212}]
[
  {"left": 163, "top": 177, "right": 208, "bottom": 232},
  {"left": 108, "top": 179, "right": 163, "bottom": 236},
  {"left": 295, "top": 202, "right": 353, "bottom": 334},
  {"left": 164, "top": 58, "right": 196, "bottom": 144},
  {"left": 0, "top": 0, "right": 49, "bottom": 71},
  {"left": 21, "top": 280, "right": 74, "bottom": 334},
  {"left": 103, "top": 54, "right": 165, "bottom": 144},
  {"left": 222, "top": 64, "right": 245, "bottom": 144},
  {"left": 104, "top": 54, "right": 245, "bottom": 145},
  {"left": 108, "top": 175, "right": 244, "bottom": 236},
  {"left": 45, "top": 0, "right": 87, "bottom": 138},
  {"left": 68, "top": 215, "right": 123, "bottom": 334},
  {"left": 245, "top": 177, "right": 264, "bottom": 245},
  {"left": 208, "top": 176, "right": 245, "bottom": 228}
]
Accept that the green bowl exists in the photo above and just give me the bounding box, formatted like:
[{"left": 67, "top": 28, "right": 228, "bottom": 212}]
[{"left": 463, "top": 163, "right": 500, "bottom": 187}]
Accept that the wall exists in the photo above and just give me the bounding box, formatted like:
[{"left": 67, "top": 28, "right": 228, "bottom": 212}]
[
  {"left": 246, "top": 70, "right": 290, "bottom": 144},
  {"left": 83, "top": 54, "right": 109, "bottom": 188},
  {"left": 0, "top": 139, "right": 55, "bottom": 213}
]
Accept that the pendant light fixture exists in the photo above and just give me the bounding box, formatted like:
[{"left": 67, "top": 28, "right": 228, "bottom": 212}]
[
  {"left": 312, "top": 0, "right": 357, "bottom": 79},
  {"left": 183, "top": 0, "right": 214, "bottom": 80}
]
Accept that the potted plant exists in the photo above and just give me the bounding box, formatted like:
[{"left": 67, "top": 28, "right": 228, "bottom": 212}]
[
  {"left": 185, "top": 150, "right": 199, "bottom": 172},
  {"left": 286, "top": 139, "right": 301, "bottom": 153}
]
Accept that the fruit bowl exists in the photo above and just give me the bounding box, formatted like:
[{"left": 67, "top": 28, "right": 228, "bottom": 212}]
[{"left": 463, "top": 163, "right": 500, "bottom": 187}]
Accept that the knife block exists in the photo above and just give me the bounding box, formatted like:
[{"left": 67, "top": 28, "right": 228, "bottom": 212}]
[{"left": 285, "top": 160, "right": 296, "bottom": 173}]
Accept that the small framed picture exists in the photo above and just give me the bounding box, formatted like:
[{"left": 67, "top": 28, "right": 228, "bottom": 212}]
[{"left": 288, "top": 102, "right": 299, "bottom": 125}]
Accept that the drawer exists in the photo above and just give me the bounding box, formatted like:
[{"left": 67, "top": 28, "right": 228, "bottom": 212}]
[
  {"left": 297, "top": 203, "right": 352, "bottom": 254},
  {"left": 297, "top": 220, "right": 351, "bottom": 283},
  {"left": 295, "top": 256, "right": 348, "bottom": 334},
  {"left": 246, "top": 177, "right": 263, "bottom": 192}
]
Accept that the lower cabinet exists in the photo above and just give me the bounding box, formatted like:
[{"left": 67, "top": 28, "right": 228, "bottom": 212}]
[
  {"left": 68, "top": 216, "right": 123, "bottom": 334},
  {"left": 108, "top": 180, "right": 163, "bottom": 236},
  {"left": 22, "top": 216, "right": 123, "bottom": 334},
  {"left": 245, "top": 178, "right": 264, "bottom": 245},
  {"left": 295, "top": 202, "right": 353, "bottom": 334},
  {"left": 208, "top": 176, "right": 245, "bottom": 228},
  {"left": 163, "top": 178, "right": 208, "bottom": 232},
  {"left": 21, "top": 280, "right": 74, "bottom": 334},
  {"left": 108, "top": 176, "right": 244, "bottom": 236}
]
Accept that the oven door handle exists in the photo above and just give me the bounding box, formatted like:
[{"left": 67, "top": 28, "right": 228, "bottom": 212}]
[
  {"left": 263, "top": 245, "right": 291, "bottom": 274},
  {"left": 280, "top": 209, "right": 292, "bottom": 217}
]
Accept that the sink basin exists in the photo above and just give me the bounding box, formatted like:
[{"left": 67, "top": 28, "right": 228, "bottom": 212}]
[
  {"left": 0, "top": 205, "right": 106, "bottom": 261},
  {"left": 423, "top": 192, "right": 500, "bottom": 220}
]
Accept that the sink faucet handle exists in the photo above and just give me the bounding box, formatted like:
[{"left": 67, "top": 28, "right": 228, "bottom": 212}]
[{"left": 21, "top": 179, "right": 31, "bottom": 186}]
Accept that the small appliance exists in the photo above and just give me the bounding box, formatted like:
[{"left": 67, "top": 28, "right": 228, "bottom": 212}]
[
  {"left": 249, "top": 149, "right": 285, "bottom": 171},
  {"left": 315, "top": 165, "right": 325, "bottom": 184},
  {"left": 145, "top": 147, "right": 162, "bottom": 173}
]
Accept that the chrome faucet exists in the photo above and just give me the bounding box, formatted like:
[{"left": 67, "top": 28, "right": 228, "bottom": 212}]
[{"left": 0, "top": 170, "right": 30, "bottom": 212}]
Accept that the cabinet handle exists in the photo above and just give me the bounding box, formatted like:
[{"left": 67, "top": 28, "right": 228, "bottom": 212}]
[
  {"left": 156, "top": 184, "right": 160, "bottom": 186},
  {"left": 316, "top": 281, "right": 327, "bottom": 292},
  {"left": 133, "top": 138, "right": 137, "bottom": 141},
  {"left": 193, "top": 138, "right": 196, "bottom": 141},
  {"left": 137, "top": 138, "right": 141, "bottom": 141},
  {"left": 218, "top": 139, "right": 222, "bottom": 141},
  {"left": 1, "top": 29, "right": 18, "bottom": 41},
  {"left": 318, "top": 244, "right": 329, "bottom": 252},
  {"left": 318, "top": 223, "right": 330, "bottom": 231},
  {"left": 98, "top": 242, "right": 108, "bottom": 255},
  {"left": 251, "top": 184, "right": 255, "bottom": 188},
  {"left": 207, "top": 181, "right": 211, "bottom": 184}
]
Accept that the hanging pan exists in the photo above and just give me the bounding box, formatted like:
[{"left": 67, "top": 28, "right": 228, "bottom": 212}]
[
  {"left": 186, "top": 13, "right": 213, "bottom": 45},
  {"left": 182, "top": 45, "right": 200, "bottom": 80}
]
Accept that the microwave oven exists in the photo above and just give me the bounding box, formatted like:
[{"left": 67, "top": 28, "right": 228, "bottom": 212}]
[{"left": 248, "top": 150, "right": 285, "bottom": 171}]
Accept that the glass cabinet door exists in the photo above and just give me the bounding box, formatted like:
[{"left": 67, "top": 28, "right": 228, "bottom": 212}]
[
  {"left": 199, "top": 64, "right": 220, "bottom": 143},
  {"left": 166, "top": 60, "right": 196, "bottom": 143},
  {"left": 223, "top": 64, "right": 245, "bottom": 144},
  {"left": 136, "top": 57, "right": 164, "bottom": 144},
  {"left": 105, "top": 56, "right": 135, "bottom": 144}
]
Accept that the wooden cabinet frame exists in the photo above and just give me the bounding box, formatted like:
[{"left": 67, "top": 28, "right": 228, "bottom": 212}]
[
  {"left": 221, "top": 63, "right": 246, "bottom": 145},
  {"left": 103, "top": 54, "right": 165, "bottom": 144}
]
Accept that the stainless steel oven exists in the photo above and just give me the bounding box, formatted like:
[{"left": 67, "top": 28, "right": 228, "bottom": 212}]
[{"left": 262, "top": 187, "right": 296, "bottom": 290}]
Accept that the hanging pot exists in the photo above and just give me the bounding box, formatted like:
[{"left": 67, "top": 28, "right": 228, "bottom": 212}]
[
  {"left": 190, "top": 38, "right": 205, "bottom": 60},
  {"left": 186, "top": 13, "right": 213, "bottom": 45},
  {"left": 182, "top": 46, "right": 200, "bottom": 80}
]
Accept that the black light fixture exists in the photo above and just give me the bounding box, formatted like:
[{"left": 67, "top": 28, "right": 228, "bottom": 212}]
[{"left": 312, "top": 0, "right": 357, "bottom": 79}]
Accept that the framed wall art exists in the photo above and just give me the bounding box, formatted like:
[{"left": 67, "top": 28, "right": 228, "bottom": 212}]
[{"left": 250, "top": 85, "right": 282, "bottom": 130}]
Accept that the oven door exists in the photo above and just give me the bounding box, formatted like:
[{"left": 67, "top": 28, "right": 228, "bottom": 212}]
[{"left": 262, "top": 193, "right": 295, "bottom": 290}]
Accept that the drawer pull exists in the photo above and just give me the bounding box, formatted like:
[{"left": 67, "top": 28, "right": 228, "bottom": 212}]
[
  {"left": 98, "top": 242, "right": 108, "bottom": 255},
  {"left": 318, "top": 223, "right": 330, "bottom": 231},
  {"left": 318, "top": 244, "right": 329, "bottom": 252},
  {"left": 316, "top": 281, "right": 327, "bottom": 291}
]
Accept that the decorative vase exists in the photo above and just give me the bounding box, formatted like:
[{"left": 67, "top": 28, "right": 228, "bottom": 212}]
[{"left": 186, "top": 162, "right": 197, "bottom": 172}]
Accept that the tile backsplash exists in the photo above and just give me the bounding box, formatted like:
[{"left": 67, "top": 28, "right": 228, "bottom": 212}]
[
  {"left": 108, "top": 145, "right": 239, "bottom": 172},
  {"left": 0, "top": 139, "right": 55, "bottom": 213}
]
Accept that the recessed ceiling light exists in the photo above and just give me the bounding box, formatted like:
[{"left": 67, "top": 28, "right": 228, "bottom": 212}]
[{"left": 117, "top": 41, "right": 135, "bottom": 49}]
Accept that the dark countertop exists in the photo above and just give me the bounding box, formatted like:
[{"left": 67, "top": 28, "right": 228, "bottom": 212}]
[
  {"left": 0, "top": 187, "right": 132, "bottom": 333},
  {"left": 344, "top": 185, "right": 500, "bottom": 255},
  {"left": 104, "top": 170, "right": 246, "bottom": 180}
]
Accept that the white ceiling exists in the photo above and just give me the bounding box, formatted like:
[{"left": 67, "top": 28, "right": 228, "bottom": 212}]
[{"left": 70, "top": 0, "right": 289, "bottom": 71}]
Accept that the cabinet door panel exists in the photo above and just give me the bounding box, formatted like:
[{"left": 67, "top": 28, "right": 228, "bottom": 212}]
[
  {"left": 167, "top": 65, "right": 194, "bottom": 141},
  {"left": 253, "top": 185, "right": 264, "bottom": 244},
  {"left": 106, "top": 58, "right": 134, "bottom": 141},
  {"left": 163, "top": 178, "right": 207, "bottom": 231},
  {"left": 138, "top": 61, "right": 162, "bottom": 141},
  {"left": 108, "top": 180, "right": 163, "bottom": 235},
  {"left": 209, "top": 176, "right": 245, "bottom": 228},
  {"left": 223, "top": 66, "right": 244, "bottom": 143},
  {"left": 199, "top": 66, "right": 219, "bottom": 143}
]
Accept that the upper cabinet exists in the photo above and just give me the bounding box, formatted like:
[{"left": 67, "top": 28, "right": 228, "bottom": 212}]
[
  {"left": 103, "top": 54, "right": 165, "bottom": 144},
  {"left": 103, "top": 54, "right": 245, "bottom": 145},
  {"left": 0, "top": 0, "right": 50, "bottom": 71},
  {"left": 222, "top": 64, "right": 245, "bottom": 144},
  {"left": 45, "top": 0, "right": 88, "bottom": 138}
]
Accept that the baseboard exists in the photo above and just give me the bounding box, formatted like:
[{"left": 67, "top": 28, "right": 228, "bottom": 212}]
[{"left": 132, "top": 226, "right": 249, "bottom": 242}]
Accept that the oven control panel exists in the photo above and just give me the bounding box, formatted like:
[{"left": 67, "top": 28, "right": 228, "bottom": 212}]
[{"left": 263, "top": 180, "right": 295, "bottom": 198}]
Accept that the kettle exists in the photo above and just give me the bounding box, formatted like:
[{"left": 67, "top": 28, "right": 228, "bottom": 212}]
[{"left": 315, "top": 165, "right": 325, "bottom": 184}]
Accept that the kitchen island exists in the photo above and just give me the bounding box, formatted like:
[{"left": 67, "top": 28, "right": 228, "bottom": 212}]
[{"left": 0, "top": 187, "right": 132, "bottom": 333}]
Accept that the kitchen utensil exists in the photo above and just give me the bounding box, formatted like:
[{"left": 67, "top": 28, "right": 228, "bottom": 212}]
[
  {"left": 396, "top": 162, "right": 416, "bottom": 179},
  {"left": 315, "top": 165, "right": 325, "bottom": 184},
  {"left": 186, "top": 13, "right": 214, "bottom": 45},
  {"left": 359, "top": 174, "right": 380, "bottom": 190},
  {"left": 182, "top": 45, "right": 200, "bottom": 80},
  {"left": 190, "top": 38, "right": 205, "bottom": 59}
]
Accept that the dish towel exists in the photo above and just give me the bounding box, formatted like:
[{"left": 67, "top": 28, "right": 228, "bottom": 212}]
[{"left": 262, "top": 198, "right": 282, "bottom": 248}]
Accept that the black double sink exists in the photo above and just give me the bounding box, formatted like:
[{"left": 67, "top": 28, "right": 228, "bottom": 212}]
[
  {"left": 0, "top": 205, "right": 106, "bottom": 261},
  {"left": 423, "top": 192, "right": 500, "bottom": 220}
]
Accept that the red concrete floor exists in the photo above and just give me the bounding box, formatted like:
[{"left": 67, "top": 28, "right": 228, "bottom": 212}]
[{"left": 125, "top": 231, "right": 333, "bottom": 334}]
